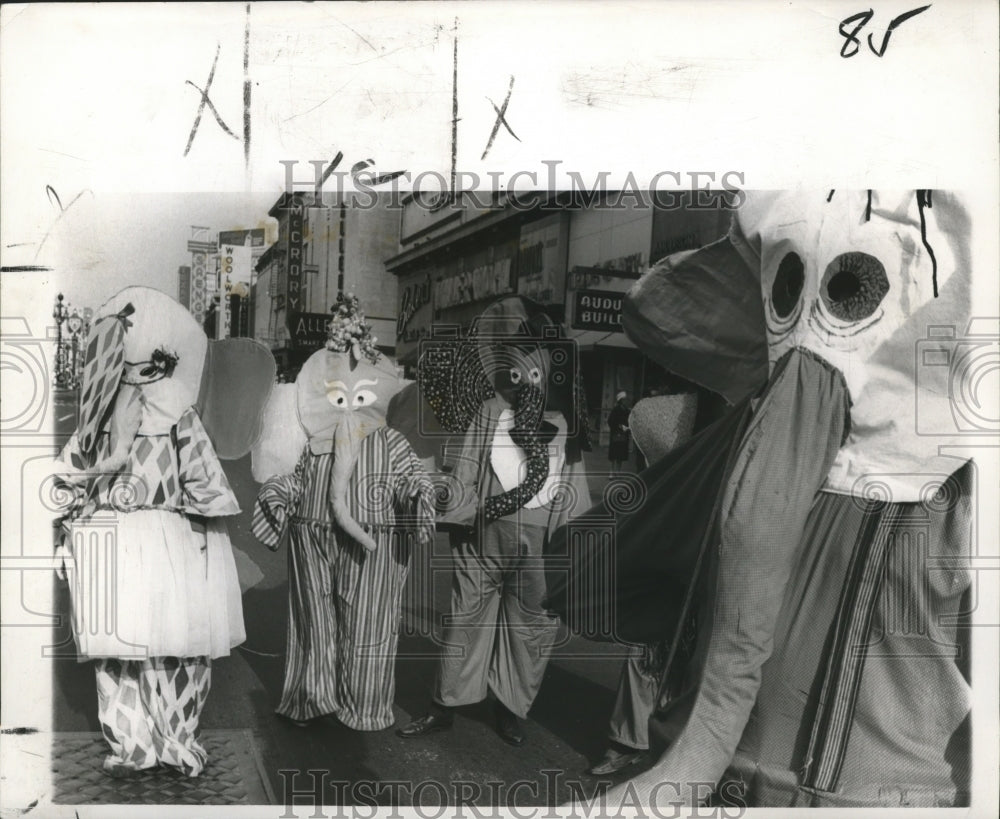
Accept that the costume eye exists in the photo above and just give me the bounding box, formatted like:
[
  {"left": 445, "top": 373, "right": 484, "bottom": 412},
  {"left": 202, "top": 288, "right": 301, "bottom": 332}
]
[
  {"left": 771, "top": 252, "right": 804, "bottom": 319},
  {"left": 326, "top": 388, "right": 348, "bottom": 408},
  {"left": 527, "top": 367, "right": 541, "bottom": 384},
  {"left": 353, "top": 389, "right": 377, "bottom": 407},
  {"left": 509, "top": 368, "right": 522, "bottom": 384},
  {"left": 821, "top": 252, "right": 889, "bottom": 322}
]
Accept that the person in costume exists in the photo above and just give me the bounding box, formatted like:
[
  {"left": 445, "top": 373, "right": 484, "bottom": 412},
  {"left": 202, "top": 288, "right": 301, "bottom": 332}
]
[
  {"left": 54, "top": 287, "right": 274, "bottom": 778},
  {"left": 251, "top": 293, "right": 436, "bottom": 731},
  {"left": 396, "top": 296, "right": 592, "bottom": 746},
  {"left": 547, "top": 190, "right": 976, "bottom": 808},
  {"left": 588, "top": 390, "right": 698, "bottom": 776},
  {"left": 607, "top": 391, "right": 632, "bottom": 473}
]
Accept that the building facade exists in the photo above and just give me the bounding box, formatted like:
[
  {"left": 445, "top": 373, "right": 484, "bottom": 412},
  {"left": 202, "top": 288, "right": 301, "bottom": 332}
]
[
  {"left": 181, "top": 227, "right": 267, "bottom": 339},
  {"left": 251, "top": 193, "right": 401, "bottom": 378},
  {"left": 385, "top": 190, "right": 734, "bottom": 446}
]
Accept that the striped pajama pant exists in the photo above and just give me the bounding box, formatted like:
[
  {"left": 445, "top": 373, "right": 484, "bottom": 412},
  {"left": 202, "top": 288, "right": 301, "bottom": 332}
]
[{"left": 277, "top": 519, "right": 411, "bottom": 731}]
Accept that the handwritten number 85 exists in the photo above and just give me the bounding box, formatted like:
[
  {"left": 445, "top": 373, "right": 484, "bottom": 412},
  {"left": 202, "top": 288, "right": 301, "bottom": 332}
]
[{"left": 839, "top": 5, "right": 931, "bottom": 58}]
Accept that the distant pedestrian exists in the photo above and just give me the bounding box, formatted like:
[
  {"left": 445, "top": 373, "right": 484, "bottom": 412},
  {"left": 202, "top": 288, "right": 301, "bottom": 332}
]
[{"left": 607, "top": 391, "right": 631, "bottom": 473}]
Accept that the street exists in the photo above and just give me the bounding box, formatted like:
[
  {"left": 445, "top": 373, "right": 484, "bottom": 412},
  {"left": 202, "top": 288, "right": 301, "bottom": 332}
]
[{"left": 50, "top": 448, "right": 649, "bottom": 806}]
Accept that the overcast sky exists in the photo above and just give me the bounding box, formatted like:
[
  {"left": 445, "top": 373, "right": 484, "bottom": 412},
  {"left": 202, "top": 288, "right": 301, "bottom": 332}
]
[{"left": 28, "top": 191, "right": 281, "bottom": 313}]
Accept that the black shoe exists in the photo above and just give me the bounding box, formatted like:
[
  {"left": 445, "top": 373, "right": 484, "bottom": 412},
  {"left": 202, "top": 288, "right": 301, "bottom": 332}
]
[
  {"left": 494, "top": 702, "right": 525, "bottom": 747},
  {"left": 588, "top": 746, "right": 647, "bottom": 776},
  {"left": 396, "top": 711, "right": 453, "bottom": 738},
  {"left": 278, "top": 713, "right": 314, "bottom": 729}
]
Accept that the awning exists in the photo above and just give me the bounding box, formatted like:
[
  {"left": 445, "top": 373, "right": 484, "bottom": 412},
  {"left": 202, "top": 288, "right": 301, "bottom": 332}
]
[{"left": 566, "top": 329, "right": 637, "bottom": 351}]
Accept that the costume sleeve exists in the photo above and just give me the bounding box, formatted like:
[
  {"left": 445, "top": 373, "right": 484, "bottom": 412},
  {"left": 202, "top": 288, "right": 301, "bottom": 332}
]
[
  {"left": 435, "top": 414, "right": 485, "bottom": 527},
  {"left": 175, "top": 407, "right": 241, "bottom": 517},
  {"left": 391, "top": 433, "right": 437, "bottom": 546},
  {"left": 251, "top": 449, "right": 306, "bottom": 550}
]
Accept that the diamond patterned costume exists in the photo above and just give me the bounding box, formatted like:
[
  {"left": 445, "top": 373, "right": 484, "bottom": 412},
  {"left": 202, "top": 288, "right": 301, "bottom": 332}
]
[{"left": 55, "top": 287, "right": 271, "bottom": 778}]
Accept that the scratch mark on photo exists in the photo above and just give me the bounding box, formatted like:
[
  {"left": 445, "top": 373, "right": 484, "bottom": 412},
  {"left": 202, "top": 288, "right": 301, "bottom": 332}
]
[
  {"left": 38, "top": 148, "right": 87, "bottom": 162},
  {"left": 34, "top": 188, "right": 93, "bottom": 260},
  {"left": 329, "top": 14, "right": 379, "bottom": 53},
  {"left": 283, "top": 79, "right": 355, "bottom": 122}
]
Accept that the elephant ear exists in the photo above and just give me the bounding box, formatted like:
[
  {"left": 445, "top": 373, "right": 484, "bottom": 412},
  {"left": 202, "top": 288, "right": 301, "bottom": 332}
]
[
  {"left": 386, "top": 379, "right": 445, "bottom": 461},
  {"left": 196, "top": 338, "right": 276, "bottom": 460},
  {"left": 250, "top": 383, "right": 306, "bottom": 482},
  {"left": 624, "top": 219, "right": 769, "bottom": 406},
  {"left": 416, "top": 330, "right": 494, "bottom": 434}
]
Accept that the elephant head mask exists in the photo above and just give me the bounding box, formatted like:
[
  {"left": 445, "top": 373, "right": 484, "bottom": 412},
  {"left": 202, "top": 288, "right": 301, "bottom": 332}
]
[
  {"left": 295, "top": 342, "right": 402, "bottom": 550},
  {"left": 251, "top": 293, "right": 406, "bottom": 552},
  {"left": 418, "top": 295, "right": 591, "bottom": 521},
  {"left": 546, "top": 190, "right": 976, "bottom": 797},
  {"left": 75, "top": 286, "right": 274, "bottom": 475}
]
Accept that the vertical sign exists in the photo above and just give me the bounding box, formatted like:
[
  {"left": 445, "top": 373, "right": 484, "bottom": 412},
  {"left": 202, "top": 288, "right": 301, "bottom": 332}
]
[
  {"left": 285, "top": 195, "right": 306, "bottom": 341},
  {"left": 177, "top": 266, "right": 191, "bottom": 309},
  {"left": 222, "top": 244, "right": 253, "bottom": 286},
  {"left": 188, "top": 252, "right": 209, "bottom": 324}
]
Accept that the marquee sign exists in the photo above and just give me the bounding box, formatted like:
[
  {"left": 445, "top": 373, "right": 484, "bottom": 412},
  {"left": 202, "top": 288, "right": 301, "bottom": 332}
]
[
  {"left": 284, "top": 194, "right": 306, "bottom": 337},
  {"left": 573, "top": 289, "right": 625, "bottom": 333}
]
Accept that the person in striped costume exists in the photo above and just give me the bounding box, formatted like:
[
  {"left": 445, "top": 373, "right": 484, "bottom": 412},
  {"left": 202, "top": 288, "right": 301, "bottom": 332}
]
[{"left": 252, "top": 294, "right": 436, "bottom": 732}]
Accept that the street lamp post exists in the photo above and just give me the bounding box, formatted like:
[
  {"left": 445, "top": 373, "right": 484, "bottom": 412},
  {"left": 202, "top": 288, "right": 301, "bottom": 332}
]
[
  {"left": 66, "top": 309, "right": 84, "bottom": 388},
  {"left": 52, "top": 293, "right": 69, "bottom": 388}
]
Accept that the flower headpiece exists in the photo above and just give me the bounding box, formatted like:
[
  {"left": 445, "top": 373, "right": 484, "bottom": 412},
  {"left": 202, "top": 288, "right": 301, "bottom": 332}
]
[{"left": 325, "top": 292, "right": 381, "bottom": 364}]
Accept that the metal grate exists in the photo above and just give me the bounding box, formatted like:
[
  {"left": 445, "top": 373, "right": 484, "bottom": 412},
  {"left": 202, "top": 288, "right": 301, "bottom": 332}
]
[{"left": 51, "top": 730, "right": 275, "bottom": 805}]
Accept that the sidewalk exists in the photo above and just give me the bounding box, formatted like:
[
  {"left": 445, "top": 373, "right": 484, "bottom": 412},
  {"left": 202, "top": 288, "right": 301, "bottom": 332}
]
[{"left": 45, "top": 454, "right": 641, "bottom": 808}]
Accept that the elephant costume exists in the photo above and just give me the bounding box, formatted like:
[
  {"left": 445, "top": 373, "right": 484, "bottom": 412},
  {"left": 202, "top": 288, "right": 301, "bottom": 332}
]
[
  {"left": 546, "top": 191, "right": 976, "bottom": 807},
  {"left": 54, "top": 286, "right": 274, "bottom": 777},
  {"left": 251, "top": 295, "right": 436, "bottom": 731},
  {"left": 412, "top": 295, "right": 592, "bottom": 724}
]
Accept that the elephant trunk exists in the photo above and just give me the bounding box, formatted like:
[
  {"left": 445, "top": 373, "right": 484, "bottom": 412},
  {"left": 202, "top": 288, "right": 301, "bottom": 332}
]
[
  {"left": 89, "top": 385, "right": 143, "bottom": 475},
  {"left": 329, "top": 412, "right": 380, "bottom": 551},
  {"left": 649, "top": 346, "right": 851, "bottom": 803},
  {"left": 484, "top": 382, "right": 549, "bottom": 522}
]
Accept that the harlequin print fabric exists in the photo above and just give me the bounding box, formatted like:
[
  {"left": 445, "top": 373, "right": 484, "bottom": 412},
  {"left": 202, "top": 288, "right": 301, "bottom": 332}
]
[
  {"left": 59, "top": 405, "right": 240, "bottom": 520},
  {"left": 95, "top": 656, "right": 212, "bottom": 777},
  {"left": 58, "top": 405, "right": 245, "bottom": 660}
]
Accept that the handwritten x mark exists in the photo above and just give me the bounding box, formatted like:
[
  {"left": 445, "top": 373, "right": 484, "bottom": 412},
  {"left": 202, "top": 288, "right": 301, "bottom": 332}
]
[
  {"left": 481, "top": 75, "right": 520, "bottom": 161},
  {"left": 184, "top": 44, "right": 240, "bottom": 156}
]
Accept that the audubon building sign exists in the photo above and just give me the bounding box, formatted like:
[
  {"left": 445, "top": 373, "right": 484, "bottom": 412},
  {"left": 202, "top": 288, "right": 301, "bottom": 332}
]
[{"left": 573, "top": 289, "right": 625, "bottom": 333}]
